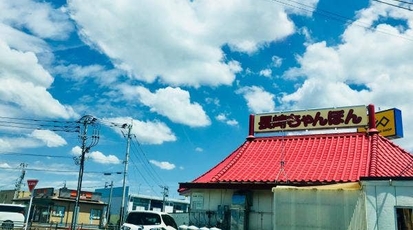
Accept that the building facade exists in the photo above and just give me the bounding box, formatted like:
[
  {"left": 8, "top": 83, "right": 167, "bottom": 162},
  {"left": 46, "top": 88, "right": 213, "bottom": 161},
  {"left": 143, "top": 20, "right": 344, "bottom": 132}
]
[
  {"left": 10, "top": 187, "right": 106, "bottom": 228},
  {"left": 178, "top": 105, "right": 413, "bottom": 230}
]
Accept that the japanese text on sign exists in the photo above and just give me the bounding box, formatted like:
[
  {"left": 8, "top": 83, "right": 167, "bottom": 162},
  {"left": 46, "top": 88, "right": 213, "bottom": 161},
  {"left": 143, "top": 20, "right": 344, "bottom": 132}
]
[{"left": 254, "top": 106, "right": 368, "bottom": 133}]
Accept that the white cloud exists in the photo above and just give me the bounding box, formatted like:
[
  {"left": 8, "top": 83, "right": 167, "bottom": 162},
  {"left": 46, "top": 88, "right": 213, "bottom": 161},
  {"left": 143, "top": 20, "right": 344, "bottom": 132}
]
[
  {"left": 88, "top": 151, "right": 121, "bottom": 165},
  {"left": 70, "top": 146, "right": 81, "bottom": 156},
  {"left": 259, "top": 69, "right": 272, "bottom": 78},
  {"left": 66, "top": 0, "right": 307, "bottom": 87},
  {"left": 0, "top": 0, "right": 73, "bottom": 40},
  {"left": 0, "top": 1, "right": 77, "bottom": 120},
  {"left": 0, "top": 41, "right": 78, "bottom": 119},
  {"left": 272, "top": 56, "right": 283, "bottom": 68},
  {"left": 215, "top": 113, "right": 239, "bottom": 126},
  {"left": 195, "top": 147, "right": 203, "bottom": 152},
  {"left": 29, "top": 130, "right": 67, "bottom": 147},
  {"left": 53, "top": 64, "right": 123, "bottom": 87},
  {"left": 236, "top": 86, "right": 276, "bottom": 113},
  {"left": 70, "top": 146, "right": 121, "bottom": 164},
  {"left": 280, "top": 4, "right": 413, "bottom": 150},
  {"left": 149, "top": 160, "right": 175, "bottom": 170},
  {"left": 0, "top": 163, "right": 11, "bottom": 168},
  {"left": 103, "top": 117, "right": 177, "bottom": 145},
  {"left": 117, "top": 85, "right": 211, "bottom": 127},
  {"left": 0, "top": 133, "right": 64, "bottom": 153}
]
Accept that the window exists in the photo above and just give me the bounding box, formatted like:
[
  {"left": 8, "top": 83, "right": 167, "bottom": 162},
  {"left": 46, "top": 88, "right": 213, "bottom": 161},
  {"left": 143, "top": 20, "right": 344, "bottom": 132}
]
[
  {"left": 162, "top": 214, "right": 178, "bottom": 229},
  {"left": 126, "top": 212, "right": 161, "bottom": 225},
  {"left": 396, "top": 207, "right": 413, "bottom": 230},
  {"left": 51, "top": 206, "right": 65, "bottom": 217},
  {"left": 0, "top": 204, "right": 25, "bottom": 214},
  {"left": 90, "top": 209, "right": 101, "bottom": 220}
]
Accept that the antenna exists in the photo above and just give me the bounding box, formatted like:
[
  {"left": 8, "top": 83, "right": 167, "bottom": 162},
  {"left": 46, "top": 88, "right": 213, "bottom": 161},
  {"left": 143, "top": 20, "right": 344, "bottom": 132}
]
[{"left": 275, "top": 117, "right": 295, "bottom": 183}]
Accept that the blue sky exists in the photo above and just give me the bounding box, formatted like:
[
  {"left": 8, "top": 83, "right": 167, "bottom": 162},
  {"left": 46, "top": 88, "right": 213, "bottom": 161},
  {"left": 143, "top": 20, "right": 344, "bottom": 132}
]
[{"left": 1, "top": 0, "right": 413, "bottom": 199}]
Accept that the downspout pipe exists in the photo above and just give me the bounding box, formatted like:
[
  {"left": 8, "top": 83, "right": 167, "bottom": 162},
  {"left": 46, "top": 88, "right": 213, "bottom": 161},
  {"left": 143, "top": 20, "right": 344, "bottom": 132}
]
[
  {"left": 368, "top": 104, "right": 379, "bottom": 135},
  {"left": 247, "top": 114, "right": 255, "bottom": 140}
]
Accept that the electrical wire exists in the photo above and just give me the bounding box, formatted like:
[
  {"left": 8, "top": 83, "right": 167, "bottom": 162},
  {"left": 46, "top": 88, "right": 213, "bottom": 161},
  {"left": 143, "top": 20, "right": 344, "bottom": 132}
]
[
  {"left": 131, "top": 136, "right": 165, "bottom": 186},
  {"left": 372, "top": 0, "right": 412, "bottom": 11},
  {"left": 271, "top": 0, "right": 413, "bottom": 42},
  {"left": 0, "top": 116, "right": 80, "bottom": 133},
  {"left": 128, "top": 156, "right": 160, "bottom": 196},
  {"left": 0, "top": 166, "right": 121, "bottom": 175},
  {"left": 0, "top": 152, "right": 73, "bottom": 159}
]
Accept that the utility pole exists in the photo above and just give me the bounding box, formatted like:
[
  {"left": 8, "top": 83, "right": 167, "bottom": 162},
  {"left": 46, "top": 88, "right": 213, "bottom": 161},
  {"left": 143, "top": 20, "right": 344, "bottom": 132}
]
[
  {"left": 104, "top": 181, "right": 113, "bottom": 226},
  {"left": 119, "top": 123, "right": 132, "bottom": 228},
  {"left": 71, "top": 115, "right": 99, "bottom": 230},
  {"left": 162, "top": 186, "right": 169, "bottom": 212},
  {"left": 14, "top": 163, "right": 27, "bottom": 201}
]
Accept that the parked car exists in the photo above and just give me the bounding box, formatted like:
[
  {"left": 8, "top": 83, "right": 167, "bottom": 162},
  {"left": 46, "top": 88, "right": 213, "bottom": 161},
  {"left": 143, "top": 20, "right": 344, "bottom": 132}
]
[
  {"left": 0, "top": 204, "right": 26, "bottom": 230},
  {"left": 121, "top": 210, "right": 177, "bottom": 230}
]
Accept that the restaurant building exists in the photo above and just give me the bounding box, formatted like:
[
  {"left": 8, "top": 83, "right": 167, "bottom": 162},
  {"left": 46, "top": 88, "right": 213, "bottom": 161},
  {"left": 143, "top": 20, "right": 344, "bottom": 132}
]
[{"left": 178, "top": 105, "right": 413, "bottom": 230}]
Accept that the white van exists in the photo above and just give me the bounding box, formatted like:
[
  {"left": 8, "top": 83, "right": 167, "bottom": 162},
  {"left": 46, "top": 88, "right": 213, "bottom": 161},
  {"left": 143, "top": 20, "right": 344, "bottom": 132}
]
[{"left": 0, "top": 204, "right": 26, "bottom": 229}]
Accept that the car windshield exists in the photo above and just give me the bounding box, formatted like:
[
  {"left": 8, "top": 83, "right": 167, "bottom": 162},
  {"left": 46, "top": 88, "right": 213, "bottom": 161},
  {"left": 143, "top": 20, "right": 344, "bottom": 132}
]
[
  {"left": 126, "top": 212, "right": 161, "bottom": 225},
  {"left": 0, "top": 205, "right": 25, "bottom": 215},
  {"left": 162, "top": 214, "right": 177, "bottom": 229}
]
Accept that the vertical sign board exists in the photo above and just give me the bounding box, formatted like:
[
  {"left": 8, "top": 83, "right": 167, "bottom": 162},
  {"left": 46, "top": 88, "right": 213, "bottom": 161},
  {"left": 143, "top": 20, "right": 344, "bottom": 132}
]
[{"left": 357, "top": 108, "right": 403, "bottom": 139}]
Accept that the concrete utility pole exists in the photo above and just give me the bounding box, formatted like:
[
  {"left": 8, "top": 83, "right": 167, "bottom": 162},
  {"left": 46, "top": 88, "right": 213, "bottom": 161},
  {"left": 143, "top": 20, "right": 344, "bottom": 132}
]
[
  {"left": 162, "top": 186, "right": 169, "bottom": 212},
  {"left": 119, "top": 123, "right": 132, "bottom": 228},
  {"left": 14, "top": 163, "right": 27, "bottom": 201},
  {"left": 105, "top": 181, "right": 114, "bottom": 226},
  {"left": 71, "top": 115, "right": 100, "bottom": 230}
]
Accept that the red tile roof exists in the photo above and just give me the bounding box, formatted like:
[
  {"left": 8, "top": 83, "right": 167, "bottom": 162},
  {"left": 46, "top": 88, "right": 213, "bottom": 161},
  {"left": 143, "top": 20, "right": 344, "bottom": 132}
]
[{"left": 179, "top": 132, "right": 413, "bottom": 191}]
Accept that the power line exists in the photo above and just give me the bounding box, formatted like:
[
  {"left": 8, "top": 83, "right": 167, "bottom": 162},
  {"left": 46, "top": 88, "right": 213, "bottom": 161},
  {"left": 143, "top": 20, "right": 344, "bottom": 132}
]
[
  {"left": 1, "top": 152, "right": 73, "bottom": 159},
  {"left": 0, "top": 166, "right": 119, "bottom": 175},
  {"left": 372, "top": 0, "right": 412, "bottom": 11},
  {"left": 0, "top": 116, "right": 80, "bottom": 133},
  {"left": 131, "top": 136, "right": 165, "bottom": 186},
  {"left": 271, "top": 0, "right": 413, "bottom": 42}
]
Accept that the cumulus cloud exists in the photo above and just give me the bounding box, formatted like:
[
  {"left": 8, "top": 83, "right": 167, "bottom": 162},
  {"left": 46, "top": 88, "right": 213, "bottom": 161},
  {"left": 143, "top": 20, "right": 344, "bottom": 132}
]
[
  {"left": 280, "top": 3, "right": 413, "bottom": 149},
  {"left": 216, "top": 113, "right": 239, "bottom": 126},
  {"left": 0, "top": 131, "right": 66, "bottom": 153},
  {"left": 149, "top": 160, "right": 175, "bottom": 170},
  {"left": 66, "top": 0, "right": 309, "bottom": 87},
  {"left": 236, "top": 86, "right": 276, "bottom": 113},
  {"left": 117, "top": 85, "right": 211, "bottom": 127},
  {"left": 195, "top": 147, "right": 203, "bottom": 152},
  {"left": 70, "top": 146, "right": 121, "bottom": 164},
  {"left": 0, "top": 39, "right": 77, "bottom": 120},
  {"left": 88, "top": 151, "right": 121, "bottom": 164},
  {"left": 103, "top": 117, "right": 177, "bottom": 145},
  {"left": 29, "top": 130, "right": 67, "bottom": 147}
]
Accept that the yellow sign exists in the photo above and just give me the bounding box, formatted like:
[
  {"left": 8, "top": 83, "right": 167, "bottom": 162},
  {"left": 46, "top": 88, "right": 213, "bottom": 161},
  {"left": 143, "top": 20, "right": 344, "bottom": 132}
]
[
  {"left": 358, "top": 108, "right": 403, "bottom": 139},
  {"left": 254, "top": 105, "right": 368, "bottom": 133}
]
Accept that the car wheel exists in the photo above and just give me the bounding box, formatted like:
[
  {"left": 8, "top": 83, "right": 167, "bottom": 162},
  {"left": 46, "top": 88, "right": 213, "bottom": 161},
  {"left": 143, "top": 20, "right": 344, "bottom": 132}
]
[{"left": 1, "top": 220, "right": 14, "bottom": 230}]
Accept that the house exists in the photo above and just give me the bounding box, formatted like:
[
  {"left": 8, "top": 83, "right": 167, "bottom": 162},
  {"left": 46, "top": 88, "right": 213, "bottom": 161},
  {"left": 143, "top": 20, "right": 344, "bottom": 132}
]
[
  {"left": 178, "top": 105, "right": 413, "bottom": 230},
  {"left": 12, "top": 187, "right": 106, "bottom": 228}
]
